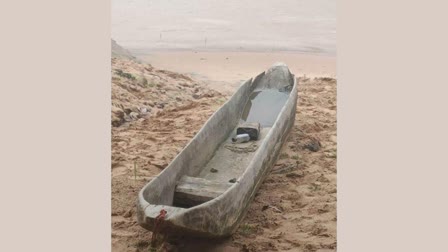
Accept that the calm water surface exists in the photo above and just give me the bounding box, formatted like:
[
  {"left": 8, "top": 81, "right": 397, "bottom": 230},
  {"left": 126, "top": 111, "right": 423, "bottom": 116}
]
[
  {"left": 112, "top": 0, "right": 336, "bottom": 55},
  {"left": 241, "top": 90, "right": 290, "bottom": 127}
]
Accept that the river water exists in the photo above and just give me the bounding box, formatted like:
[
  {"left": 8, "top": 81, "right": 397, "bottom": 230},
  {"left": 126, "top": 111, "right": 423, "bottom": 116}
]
[{"left": 112, "top": 0, "right": 336, "bottom": 55}]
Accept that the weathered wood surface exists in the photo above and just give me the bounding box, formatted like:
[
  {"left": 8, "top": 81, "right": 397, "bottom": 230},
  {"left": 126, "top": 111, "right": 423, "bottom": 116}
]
[
  {"left": 137, "top": 63, "right": 298, "bottom": 237},
  {"left": 174, "top": 176, "right": 232, "bottom": 207}
]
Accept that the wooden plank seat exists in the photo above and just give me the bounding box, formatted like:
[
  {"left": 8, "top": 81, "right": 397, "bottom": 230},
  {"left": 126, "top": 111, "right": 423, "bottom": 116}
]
[{"left": 174, "top": 176, "right": 233, "bottom": 207}]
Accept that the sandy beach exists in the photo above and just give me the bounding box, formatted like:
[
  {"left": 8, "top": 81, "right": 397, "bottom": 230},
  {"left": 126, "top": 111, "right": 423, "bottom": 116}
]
[
  {"left": 111, "top": 44, "right": 336, "bottom": 251},
  {"left": 112, "top": 0, "right": 336, "bottom": 248}
]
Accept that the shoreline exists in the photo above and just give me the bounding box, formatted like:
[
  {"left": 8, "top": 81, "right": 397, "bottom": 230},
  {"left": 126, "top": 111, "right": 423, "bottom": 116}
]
[
  {"left": 132, "top": 50, "right": 336, "bottom": 93},
  {"left": 128, "top": 47, "right": 336, "bottom": 57}
]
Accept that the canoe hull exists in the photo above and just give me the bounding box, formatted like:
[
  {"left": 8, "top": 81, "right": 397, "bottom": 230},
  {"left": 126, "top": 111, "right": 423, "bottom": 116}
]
[{"left": 137, "top": 63, "right": 298, "bottom": 237}]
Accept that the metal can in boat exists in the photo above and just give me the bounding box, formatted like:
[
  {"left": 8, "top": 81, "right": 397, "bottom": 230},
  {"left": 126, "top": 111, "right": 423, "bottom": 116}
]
[{"left": 232, "top": 133, "right": 251, "bottom": 143}]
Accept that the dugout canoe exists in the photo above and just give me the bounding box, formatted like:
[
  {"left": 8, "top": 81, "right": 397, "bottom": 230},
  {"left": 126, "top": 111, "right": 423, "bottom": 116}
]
[{"left": 137, "top": 63, "right": 298, "bottom": 237}]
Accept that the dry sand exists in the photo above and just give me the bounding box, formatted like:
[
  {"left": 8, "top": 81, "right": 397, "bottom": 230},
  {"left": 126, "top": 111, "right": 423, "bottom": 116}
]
[{"left": 111, "top": 54, "right": 336, "bottom": 251}]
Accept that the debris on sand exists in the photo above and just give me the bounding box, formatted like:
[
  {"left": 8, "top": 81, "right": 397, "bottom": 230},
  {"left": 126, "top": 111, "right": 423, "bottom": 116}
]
[{"left": 304, "top": 137, "right": 322, "bottom": 152}]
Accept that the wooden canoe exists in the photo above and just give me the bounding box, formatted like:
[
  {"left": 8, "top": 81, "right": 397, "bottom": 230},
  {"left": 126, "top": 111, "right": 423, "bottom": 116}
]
[{"left": 137, "top": 63, "right": 298, "bottom": 237}]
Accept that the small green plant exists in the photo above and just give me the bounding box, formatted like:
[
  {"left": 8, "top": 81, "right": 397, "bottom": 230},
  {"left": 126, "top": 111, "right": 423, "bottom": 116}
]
[
  {"left": 115, "top": 69, "right": 136, "bottom": 80},
  {"left": 291, "top": 154, "right": 299, "bottom": 160},
  {"left": 239, "top": 224, "right": 256, "bottom": 236},
  {"left": 279, "top": 153, "right": 289, "bottom": 159}
]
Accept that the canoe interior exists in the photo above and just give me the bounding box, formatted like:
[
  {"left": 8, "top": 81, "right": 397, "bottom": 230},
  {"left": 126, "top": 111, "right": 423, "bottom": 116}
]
[
  {"left": 139, "top": 63, "right": 295, "bottom": 213},
  {"left": 242, "top": 89, "right": 291, "bottom": 127},
  {"left": 171, "top": 85, "right": 292, "bottom": 207},
  {"left": 173, "top": 127, "right": 271, "bottom": 207}
]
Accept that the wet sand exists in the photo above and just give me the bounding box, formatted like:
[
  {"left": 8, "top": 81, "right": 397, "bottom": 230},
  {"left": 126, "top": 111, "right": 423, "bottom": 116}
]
[{"left": 135, "top": 50, "right": 336, "bottom": 93}]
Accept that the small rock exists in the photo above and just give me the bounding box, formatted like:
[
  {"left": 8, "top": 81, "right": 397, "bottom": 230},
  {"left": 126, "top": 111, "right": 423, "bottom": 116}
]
[
  {"left": 304, "top": 138, "right": 321, "bottom": 152},
  {"left": 229, "top": 178, "right": 237, "bottom": 183},
  {"left": 175, "top": 97, "right": 182, "bottom": 102},
  {"left": 210, "top": 168, "right": 218, "bottom": 173},
  {"left": 192, "top": 94, "right": 200, "bottom": 99}
]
